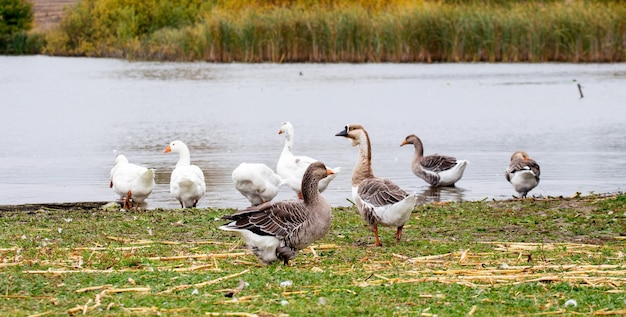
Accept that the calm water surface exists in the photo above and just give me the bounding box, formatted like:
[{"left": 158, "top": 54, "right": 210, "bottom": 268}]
[{"left": 1, "top": 56, "right": 625, "bottom": 209}]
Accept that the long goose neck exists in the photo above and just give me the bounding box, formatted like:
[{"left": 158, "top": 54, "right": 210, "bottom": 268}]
[
  {"left": 282, "top": 131, "right": 294, "bottom": 154},
  {"left": 412, "top": 138, "right": 425, "bottom": 165},
  {"left": 301, "top": 174, "right": 321, "bottom": 205},
  {"left": 177, "top": 147, "right": 191, "bottom": 167},
  {"left": 353, "top": 130, "right": 374, "bottom": 186}
]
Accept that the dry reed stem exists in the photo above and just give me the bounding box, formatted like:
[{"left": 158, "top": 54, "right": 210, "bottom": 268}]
[
  {"left": 75, "top": 284, "right": 113, "bottom": 293},
  {"left": 26, "top": 312, "right": 53, "bottom": 317},
  {"left": 73, "top": 246, "right": 150, "bottom": 251},
  {"left": 206, "top": 312, "right": 260, "bottom": 316},
  {"left": 593, "top": 309, "right": 626, "bottom": 315},
  {"left": 105, "top": 236, "right": 231, "bottom": 245},
  {"left": 172, "top": 264, "right": 222, "bottom": 272},
  {"left": 159, "top": 269, "right": 250, "bottom": 294},
  {"left": 24, "top": 268, "right": 142, "bottom": 274},
  {"left": 148, "top": 252, "right": 247, "bottom": 261},
  {"left": 100, "top": 287, "right": 151, "bottom": 295}
]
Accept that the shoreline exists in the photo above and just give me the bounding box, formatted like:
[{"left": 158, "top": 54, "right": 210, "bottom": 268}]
[{"left": 1, "top": 192, "right": 622, "bottom": 212}]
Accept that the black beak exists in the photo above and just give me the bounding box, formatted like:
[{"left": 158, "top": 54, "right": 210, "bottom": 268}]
[{"left": 335, "top": 127, "right": 348, "bottom": 137}]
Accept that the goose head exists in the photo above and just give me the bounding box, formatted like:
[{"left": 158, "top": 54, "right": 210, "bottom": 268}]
[
  {"left": 163, "top": 140, "right": 187, "bottom": 154},
  {"left": 335, "top": 124, "right": 367, "bottom": 147},
  {"left": 400, "top": 134, "right": 422, "bottom": 147},
  {"left": 510, "top": 151, "right": 531, "bottom": 162},
  {"left": 114, "top": 154, "right": 129, "bottom": 165},
  {"left": 278, "top": 122, "right": 294, "bottom": 136}
]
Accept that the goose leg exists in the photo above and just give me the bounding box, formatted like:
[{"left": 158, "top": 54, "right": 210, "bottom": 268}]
[
  {"left": 124, "top": 191, "right": 132, "bottom": 210},
  {"left": 373, "top": 225, "right": 382, "bottom": 247},
  {"left": 396, "top": 225, "right": 404, "bottom": 243}
]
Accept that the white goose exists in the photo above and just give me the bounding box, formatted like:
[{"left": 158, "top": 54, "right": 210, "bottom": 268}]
[
  {"left": 163, "top": 140, "right": 206, "bottom": 208},
  {"left": 109, "top": 154, "right": 155, "bottom": 210},
  {"left": 277, "top": 121, "right": 340, "bottom": 199},
  {"left": 401, "top": 134, "right": 468, "bottom": 187},
  {"left": 220, "top": 162, "right": 334, "bottom": 265},
  {"left": 335, "top": 124, "right": 418, "bottom": 247},
  {"left": 232, "top": 162, "right": 285, "bottom": 206},
  {"left": 505, "top": 151, "right": 541, "bottom": 198}
]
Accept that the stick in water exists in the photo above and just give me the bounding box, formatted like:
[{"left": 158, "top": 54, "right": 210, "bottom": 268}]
[{"left": 577, "top": 83, "right": 584, "bottom": 98}]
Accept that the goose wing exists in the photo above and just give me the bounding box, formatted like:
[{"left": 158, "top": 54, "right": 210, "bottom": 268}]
[
  {"left": 357, "top": 177, "right": 408, "bottom": 207},
  {"left": 506, "top": 159, "right": 541, "bottom": 182},
  {"left": 222, "top": 201, "right": 308, "bottom": 239},
  {"left": 421, "top": 154, "right": 458, "bottom": 173}
]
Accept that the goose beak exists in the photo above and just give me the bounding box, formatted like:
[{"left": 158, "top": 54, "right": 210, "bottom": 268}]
[
  {"left": 335, "top": 129, "right": 348, "bottom": 137},
  {"left": 400, "top": 140, "right": 408, "bottom": 146},
  {"left": 327, "top": 168, "right": 335, "bottom": 175},
  {"left": 163, "top": 145, "right": 172, "bottom": 153}
]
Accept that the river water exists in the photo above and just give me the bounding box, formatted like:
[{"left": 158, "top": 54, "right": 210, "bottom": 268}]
[{"left": 1, "top": 56, "right": 625, "bottom": 209}]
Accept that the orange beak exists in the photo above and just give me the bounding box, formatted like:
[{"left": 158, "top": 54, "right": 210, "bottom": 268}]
[
  {"left": 163, "top": 145, "right": 172, "bottom": 153},
  {"left": 400, "top": 140, "right": 408, "bottom": 146},
  {"left": 327, "top": 168, "right": 335, "bottom": 175}
]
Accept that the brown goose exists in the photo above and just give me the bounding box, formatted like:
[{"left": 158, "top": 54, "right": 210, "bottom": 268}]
[
  {"left": 335, "top": 124, "right": 418, "bottom": 247},
  {"left": 400, "top": 134, "right": 468, "bottom": 187},
  {"left": 505, "top": 151, "right": 541, "bottom": 198},
  {"left": 219, "top": 161, "right": 334, "bottom": 265}
]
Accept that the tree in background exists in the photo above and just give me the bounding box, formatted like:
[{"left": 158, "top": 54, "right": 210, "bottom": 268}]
[
  {"left": 0, "top": 0, "right": 33, "bottom": 35},
  {"left": 0, "top": 0, "right": 38, "bottom": 54}
]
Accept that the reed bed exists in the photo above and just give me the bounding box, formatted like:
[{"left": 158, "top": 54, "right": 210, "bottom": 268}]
[{"left": 44, "top": 0, "right": 626, "bottom": 62}]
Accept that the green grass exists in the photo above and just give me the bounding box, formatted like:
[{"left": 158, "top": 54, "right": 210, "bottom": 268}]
[{"left": 1, "top": 194, "right": 625, "bottom": 316}]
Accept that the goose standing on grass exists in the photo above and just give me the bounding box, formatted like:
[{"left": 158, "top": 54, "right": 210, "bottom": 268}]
[
  {"left": 505, "top": 151, "right": 541, "bottom": 198},
  {"left": 335, "top": 124, "right": 418, "bottom": 247},
  {"left": 163, "top": 140, "right": 206, "bottom": 208},
  {"left": 277, "top": 121, "right": 340, "bottom": 199},
  {"left": 109, "top": 154, "right": 155, "bottom": 210},
  {"left": 220, "top": 162, "right": 334, "bottom": 265},
  {"left": 400, "top": 134, "right": 469, "bottom": 187},
  {"left": 232, "top": 162, "right": 285, "bottom": 206}
]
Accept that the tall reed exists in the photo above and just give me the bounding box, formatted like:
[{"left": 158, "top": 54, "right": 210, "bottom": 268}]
[{"left": 46, "top": 0, "right": 626, "bottom": 62}]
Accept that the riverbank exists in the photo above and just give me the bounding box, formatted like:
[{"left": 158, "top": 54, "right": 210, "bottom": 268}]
[
  {"left": 32, "top": 0, "right": 626, "bottom": 62},
  {"left": 1, "top": 193, "right": 624, "bottom": 315}
]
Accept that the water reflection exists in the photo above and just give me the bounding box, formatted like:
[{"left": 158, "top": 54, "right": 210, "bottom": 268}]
[{"left": 419, "top": 186, "right": 467, "bottom": 203}]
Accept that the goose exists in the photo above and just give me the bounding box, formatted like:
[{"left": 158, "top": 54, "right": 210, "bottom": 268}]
[
  {"left": 276, "top": 121, "right": 340, "bottom": 199},
  {"left": 163, "top": 140, "right": 206, "bottom": 208},
  {"left": 505, "top": 151, "right": 541, "bottom": 198},
  {"left": 220, "top": 161, "right": 334, "bottom": 265},
  {"left": 109, "top": 154, "right": 155, "bottom": 210},
  {"left": 232, "top": 162, "right": 285, "bottom": 206},
  {"left": 335, "top": 124, "right": 418, "bottom": 247},
  {"left": 400, "top": 134, "right": 469, "bottom": 187}
]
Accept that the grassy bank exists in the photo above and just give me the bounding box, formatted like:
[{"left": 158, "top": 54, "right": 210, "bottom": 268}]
[
  {"left": 1, "top": 194, "right": 625, "bottom": 315},
  {"left": 40, "top": 0, "right": 626, "bottom": 62}
]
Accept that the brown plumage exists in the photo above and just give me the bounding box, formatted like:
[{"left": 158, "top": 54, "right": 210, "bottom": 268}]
[
  {"left": 336, "top": 124, "right": 418, "bottom": 247},
  {"left": 401, "top": 134, "right": 468, "bottom": 187},
  {"left": 219, "top": 161, "right": 334, "bottom": 265},
  {"left": 505, "top": 151, "right": 541, "bottom": 198}
]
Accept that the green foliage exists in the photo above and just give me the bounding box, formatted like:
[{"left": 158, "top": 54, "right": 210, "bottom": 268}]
[{"left": 0, "top": 0, "right": 33, "bottom": 35}]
